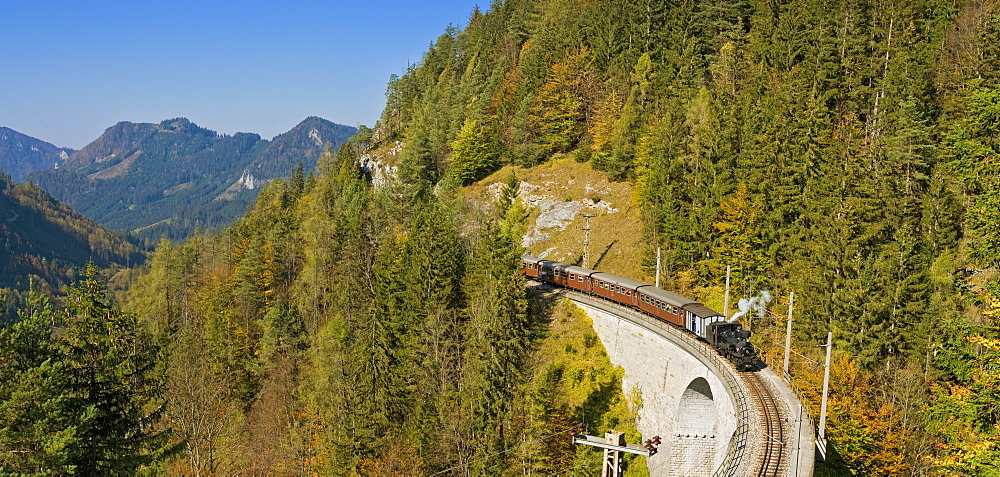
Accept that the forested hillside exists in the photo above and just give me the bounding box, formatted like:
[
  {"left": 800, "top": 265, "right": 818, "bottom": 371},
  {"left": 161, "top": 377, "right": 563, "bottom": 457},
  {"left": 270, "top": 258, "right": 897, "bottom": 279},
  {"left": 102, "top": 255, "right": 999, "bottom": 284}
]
[
  {"left": 366, "top": 0, "right": 1000, "bottom": 473},
  {"left": 110, "top": 147, "right": 637, "bottom": 474},
  {"left": 5, "top": 0, "right": 1000, "bottom": 474},
  {"left": 0, "top": 173, "right": 141, "bottom": 299}
]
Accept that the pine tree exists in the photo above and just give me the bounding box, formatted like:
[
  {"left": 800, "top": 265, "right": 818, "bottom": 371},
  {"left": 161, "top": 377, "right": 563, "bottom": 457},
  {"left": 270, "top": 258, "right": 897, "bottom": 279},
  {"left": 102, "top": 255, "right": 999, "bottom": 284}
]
[
  {"left": 0, "top": 283, "right": 75, "bottom": 473},
  {"left": 449, "top": 117, "right": 497, "bottom": 185},
  {"left": 0, "top": 270, "right": 167, "bottom": 474},
  {"left": 58, "top": 263, "right": 166, "bottom": 474},
  {"left": 459, "top": 190, "right": 529, "bottom": 473}
]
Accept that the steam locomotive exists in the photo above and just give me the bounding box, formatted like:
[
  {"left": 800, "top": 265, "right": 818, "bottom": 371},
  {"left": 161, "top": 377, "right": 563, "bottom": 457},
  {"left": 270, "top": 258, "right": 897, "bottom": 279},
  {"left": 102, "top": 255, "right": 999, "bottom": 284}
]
[{"left": 521, "top": 255, "right": 758, "bottom": 371}]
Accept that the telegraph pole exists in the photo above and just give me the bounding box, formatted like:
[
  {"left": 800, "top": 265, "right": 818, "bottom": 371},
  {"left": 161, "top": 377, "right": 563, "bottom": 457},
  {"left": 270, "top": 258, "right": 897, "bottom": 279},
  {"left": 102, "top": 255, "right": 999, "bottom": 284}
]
[
  {"left": 723, "top": 265, "right": 731, "bottom": 319},
  {"left": 783, "top": 291, "right": 795, "bottom": 375},
  {"left": 582, "top": 214, "right": 596, "bottom": 268},
  {"left": 817, "top": 331, "right": 833, "bottom": 461},
  {"left": 655, "top": 247, "right": 661, "bottom": 288},
  {"left": 601, "top": 431, "right": 624, "bottom": 477},
  {"left": 571, "top": 427, "right": 659, "bottom": 477}
]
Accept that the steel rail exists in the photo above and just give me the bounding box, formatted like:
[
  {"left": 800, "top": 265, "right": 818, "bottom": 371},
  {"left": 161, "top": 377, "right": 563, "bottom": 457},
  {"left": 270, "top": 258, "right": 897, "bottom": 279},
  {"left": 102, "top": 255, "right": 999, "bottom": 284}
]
[{"left": 744, "top": 371, "right": 786, "bottom": 476}]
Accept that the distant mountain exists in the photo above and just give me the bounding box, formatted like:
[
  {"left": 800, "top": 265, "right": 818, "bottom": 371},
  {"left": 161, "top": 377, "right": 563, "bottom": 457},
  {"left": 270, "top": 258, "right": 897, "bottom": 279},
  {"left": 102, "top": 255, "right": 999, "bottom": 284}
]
[
  {"left": 27, "top": 117, "right": 355, "bottom": 241},
  {"left": 0, "top": 173, "right": 143, "bottom": 291},
  {"left": 251, "top": 116, "right": 348, "bottom": 178},
  {"left": 0, "top": 127, "right": 76, "bottom": 181}
]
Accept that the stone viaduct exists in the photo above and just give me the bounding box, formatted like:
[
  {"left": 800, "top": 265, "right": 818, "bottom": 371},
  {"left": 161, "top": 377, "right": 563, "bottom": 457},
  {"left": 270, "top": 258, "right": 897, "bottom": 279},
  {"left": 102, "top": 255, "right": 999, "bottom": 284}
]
[{"left": 560, "top": 290, "right": 816, "bottom": 476}]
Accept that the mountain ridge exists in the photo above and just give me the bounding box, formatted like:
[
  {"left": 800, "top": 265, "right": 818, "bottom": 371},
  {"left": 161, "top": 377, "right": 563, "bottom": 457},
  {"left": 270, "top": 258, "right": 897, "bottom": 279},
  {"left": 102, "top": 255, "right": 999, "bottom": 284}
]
[
  {"left": 15, "top": 117, "right": 355, "bottom": 241},
  {"left": 0, "top": 127, "right": 76, "bottom": 181}
]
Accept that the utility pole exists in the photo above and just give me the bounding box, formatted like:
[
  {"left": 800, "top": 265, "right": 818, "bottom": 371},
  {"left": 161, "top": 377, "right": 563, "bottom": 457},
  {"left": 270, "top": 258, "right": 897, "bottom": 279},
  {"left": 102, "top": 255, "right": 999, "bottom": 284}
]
[
  {"left": 602, "top": 431, "right": 624, "bottom": 477},
  {"left": 783, "top": 291, "right": 795, "bottom": 375},
  {"left": 655, "top": 247, "right": 661, "bottom": 288},
  {"left": 582, "top": 214, "right": 596, "bottom": 269},
  {"left": 793, "top": 403, "right": 803, "bottom": 476},
  {"left": 571, "top": 427, "right": 659, "bottom": 477},
  {"left": 723, "top": 265, "right": 731, "bottom": 319},
  {"left": 817, "top": 331, "right": 833, "bottom": 461}
]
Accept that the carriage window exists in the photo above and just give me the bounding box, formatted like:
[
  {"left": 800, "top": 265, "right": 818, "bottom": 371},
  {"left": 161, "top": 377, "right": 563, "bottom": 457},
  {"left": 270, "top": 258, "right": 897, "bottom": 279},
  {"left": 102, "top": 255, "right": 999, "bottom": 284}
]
[{"left": 578, "top": 276, "right": 584, "bottom": 282}]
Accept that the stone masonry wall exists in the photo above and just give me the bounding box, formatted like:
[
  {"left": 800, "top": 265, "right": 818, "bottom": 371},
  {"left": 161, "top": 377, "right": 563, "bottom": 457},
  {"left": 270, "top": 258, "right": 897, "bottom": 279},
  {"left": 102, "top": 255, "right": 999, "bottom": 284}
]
[{"left": 570, "top": 299, "right": 738, "bottom": 476}]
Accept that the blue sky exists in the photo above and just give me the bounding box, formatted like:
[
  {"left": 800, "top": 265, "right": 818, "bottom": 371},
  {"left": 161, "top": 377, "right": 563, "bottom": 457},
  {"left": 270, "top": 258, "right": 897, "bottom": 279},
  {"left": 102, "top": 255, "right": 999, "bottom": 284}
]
[{"left": 2, "top": 0, "right": 484, "bottom": 149}]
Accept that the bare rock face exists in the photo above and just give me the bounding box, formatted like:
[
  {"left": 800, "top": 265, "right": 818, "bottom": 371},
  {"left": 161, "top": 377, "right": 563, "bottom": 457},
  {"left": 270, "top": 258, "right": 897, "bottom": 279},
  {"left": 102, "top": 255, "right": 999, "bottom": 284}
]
[
  {"left": 507, "top": 179, "right": 620, "bottom": 250},
  {"left": 522, "top": 199, "right": 582, "bottom": 247},
  {"left": 359, "top": 141, "right": 401, "bottom": 188}
]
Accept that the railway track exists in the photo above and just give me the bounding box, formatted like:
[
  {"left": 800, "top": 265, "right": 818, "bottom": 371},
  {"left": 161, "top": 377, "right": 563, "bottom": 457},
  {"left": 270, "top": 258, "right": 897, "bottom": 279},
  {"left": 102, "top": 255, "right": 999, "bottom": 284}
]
[
  {"left": 744, "top": 371, "right": 786, "bottom": 476},
  {"left": 548, "top": 284, "right": 808, "bottom": 475}
]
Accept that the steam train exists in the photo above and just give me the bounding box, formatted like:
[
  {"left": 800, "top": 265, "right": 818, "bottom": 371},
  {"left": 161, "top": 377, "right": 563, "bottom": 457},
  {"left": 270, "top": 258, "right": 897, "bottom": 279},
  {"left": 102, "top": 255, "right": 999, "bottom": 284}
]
[{"left": 521, "top": 255, "right": 758, "bottom": 371}]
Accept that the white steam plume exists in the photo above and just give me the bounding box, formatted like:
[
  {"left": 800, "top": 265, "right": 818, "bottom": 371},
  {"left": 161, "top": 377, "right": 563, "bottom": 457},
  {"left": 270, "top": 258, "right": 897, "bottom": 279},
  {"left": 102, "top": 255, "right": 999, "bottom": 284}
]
[{"left": 730, "top": 290, "right": 772, "bottom": 322}]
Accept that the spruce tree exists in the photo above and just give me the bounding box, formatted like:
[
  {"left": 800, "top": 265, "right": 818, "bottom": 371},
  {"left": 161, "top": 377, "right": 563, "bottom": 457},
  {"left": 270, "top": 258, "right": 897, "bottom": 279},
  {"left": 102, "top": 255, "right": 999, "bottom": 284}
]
[{"left": 58, "top": 263, "right": 166, "bottom": 474}]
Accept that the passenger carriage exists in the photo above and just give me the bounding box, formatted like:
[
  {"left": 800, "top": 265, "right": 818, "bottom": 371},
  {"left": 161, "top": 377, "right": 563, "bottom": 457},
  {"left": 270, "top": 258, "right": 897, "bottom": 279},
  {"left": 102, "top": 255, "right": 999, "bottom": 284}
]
[
  {"left": 636, "top": 286, "right": 692, "bottom": 329},
  {"left": 521, "top": 254, "right": 726, "bottom": 337},
  {"left": 520, "top": 253, "right": 756, "bottom": 370},
  {"left": 521, "top": 256, "right": 544, "bottom": 280},
  {"left": 591, "top": 272, "right": 643, "bottom": 308},
  {"left": 559, "top": 264, "right": 596, "bottom": 293}
]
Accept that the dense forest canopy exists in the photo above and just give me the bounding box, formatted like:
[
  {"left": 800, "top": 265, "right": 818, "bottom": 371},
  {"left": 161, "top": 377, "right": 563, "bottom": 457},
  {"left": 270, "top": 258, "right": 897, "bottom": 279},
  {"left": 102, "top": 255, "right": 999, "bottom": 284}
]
[
  {"left": 371, "top": 0, "right": 1000, "bottom": 473},
  {"left": 4, "top": 0, "right": 1000, "bottom": 474}
]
